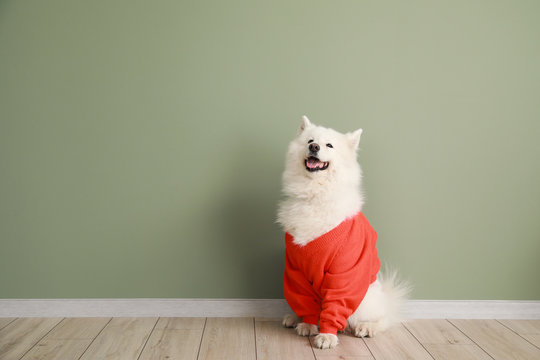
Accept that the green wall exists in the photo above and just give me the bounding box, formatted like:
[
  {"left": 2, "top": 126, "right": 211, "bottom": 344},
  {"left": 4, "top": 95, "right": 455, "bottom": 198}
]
[{"left": 1, "top": 0, "right": 539, "bottom": 300}]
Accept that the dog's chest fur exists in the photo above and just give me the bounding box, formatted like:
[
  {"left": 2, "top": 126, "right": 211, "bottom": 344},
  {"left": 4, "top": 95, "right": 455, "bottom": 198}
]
[{"left": 278, "top": 189, "right": 363, "bottom": 246}]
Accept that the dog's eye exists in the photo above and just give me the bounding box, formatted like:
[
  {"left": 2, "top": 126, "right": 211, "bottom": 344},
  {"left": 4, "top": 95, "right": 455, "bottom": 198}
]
[
  {"left": 308, "top": 139, "right": 314, "bottom": 144},
  {"left": 326, "top": 143, "right": 333, "bottom": 148}
]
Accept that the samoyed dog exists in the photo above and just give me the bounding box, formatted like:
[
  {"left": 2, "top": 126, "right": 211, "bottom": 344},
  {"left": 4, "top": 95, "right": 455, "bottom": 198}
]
[{"left": 277, "top": 116, "right": 409, "bottom": 349}]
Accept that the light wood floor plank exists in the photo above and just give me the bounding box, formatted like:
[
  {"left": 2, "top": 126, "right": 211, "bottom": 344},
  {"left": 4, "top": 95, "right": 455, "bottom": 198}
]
[
  {"left": 19, "top": 318, "right": 110, "bottom": 360},
  {"left": 404, "top": 319, "right": 491, "bottom": 359},
  {"left": 403, "top": 319, "right": 473, "bottom": 345},
  {"left": 423, "top": 344, "right": 493, "bottom": 360},
  {"left": 0, "top": 317, "right": 63, "bottom": 360},
  {"left": 0, "top": 318, "right": 17, "bottom": 331},
  {"left": 198, "top": 317, "right": 256, "bottom": 360},
  {"left": 255, "top": 319, "right": 315, "bottom": 360},
  {"left": 138, "top": 318, "right": 205, "bottom": 360},
  {"left": 78, "top": 317, "right": 157, "bottom": 360},
  {"left": 313, "top": 356, "right": 373, "bottom": 360},
  {"left": 498, "top": 320, "right": 540, "bottom": 348},
  {"left": 450, "top": 319, "right": 540, "bottom": 360},
  {"left": 311, "top": 334, "right": 374, "bottom": 360},
  {"left": 363, "top": 323, "right": 433, "bottom": 360}
]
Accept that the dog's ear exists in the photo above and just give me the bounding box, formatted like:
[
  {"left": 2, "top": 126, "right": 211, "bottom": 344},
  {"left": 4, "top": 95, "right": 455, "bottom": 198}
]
[
  {"left": 347, "top": 128, "right": 363, "bottom": 149},
  {"left": 297, "top": 115, "right": 312, "bottom": 136}
]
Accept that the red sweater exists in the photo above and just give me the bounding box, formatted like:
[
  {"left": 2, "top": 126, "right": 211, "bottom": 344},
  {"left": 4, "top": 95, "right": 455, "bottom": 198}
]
[{"left": 283, "top": 212, "right": 380, "bottom": 335}]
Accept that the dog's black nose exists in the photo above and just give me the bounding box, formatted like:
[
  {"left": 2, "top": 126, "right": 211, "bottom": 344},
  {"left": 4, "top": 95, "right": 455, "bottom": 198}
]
[{"left": 309, "top": 143, "right": 320, "bottom": 153}]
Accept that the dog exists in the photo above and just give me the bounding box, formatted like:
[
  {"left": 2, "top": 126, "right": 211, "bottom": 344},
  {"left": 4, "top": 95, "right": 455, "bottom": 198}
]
[{"left": 277, "top": 116, "right": 409, "bottom": 349}]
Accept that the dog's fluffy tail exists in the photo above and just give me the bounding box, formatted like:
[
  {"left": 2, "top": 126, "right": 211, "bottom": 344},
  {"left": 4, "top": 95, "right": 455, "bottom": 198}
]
[{"left": 379, "top": 267, "right": 412, "bottom": 324}]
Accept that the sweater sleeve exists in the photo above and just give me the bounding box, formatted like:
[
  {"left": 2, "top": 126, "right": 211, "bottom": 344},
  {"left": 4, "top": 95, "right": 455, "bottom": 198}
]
[
  {"left": 283, "top": 251, "right": 321, "bottom": 326},
  {"left": 319, "top": 226, "right": 379, "bottom": 335}
]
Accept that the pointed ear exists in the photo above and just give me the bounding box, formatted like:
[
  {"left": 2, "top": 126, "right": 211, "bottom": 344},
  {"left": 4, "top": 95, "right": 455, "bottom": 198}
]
[
  {"left": 297, "top": 115, "right": 312, "bottom": 136},
  {"left": 347, "top": 128, "right": 363, "bottom": 149}
]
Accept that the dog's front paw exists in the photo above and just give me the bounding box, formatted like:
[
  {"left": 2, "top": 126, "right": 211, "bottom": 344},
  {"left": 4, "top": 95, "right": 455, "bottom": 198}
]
[
  {"left": 313, "top": 333, "right": 338, "bottom": 349},
  {"left": 282, "top": 314, "right": 300, "bottom": 328},
  {"left": 295, "top": 322, "right": 319, "bottom": 336}
]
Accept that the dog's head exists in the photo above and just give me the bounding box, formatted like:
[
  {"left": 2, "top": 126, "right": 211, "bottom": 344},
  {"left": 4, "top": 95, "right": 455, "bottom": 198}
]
[{"left": 283, "top": 116, "right": 363, "bottom": 182}]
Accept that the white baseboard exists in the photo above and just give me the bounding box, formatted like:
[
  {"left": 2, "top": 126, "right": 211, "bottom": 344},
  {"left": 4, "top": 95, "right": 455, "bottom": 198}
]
[
  {"left": 0, "top": 299, "right": 539, "bottom": 319},
  {"left": 0, "top": 299, "right": 290, "bottom": 318},
  {"left": 403, "top": 300, "right": 540, "bottom": 319}
]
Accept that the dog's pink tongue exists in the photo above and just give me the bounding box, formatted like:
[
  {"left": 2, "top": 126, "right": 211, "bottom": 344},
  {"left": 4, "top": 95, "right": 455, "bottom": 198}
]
[{"left": 307, "top": 158, "right": 321, "bottom": 169}]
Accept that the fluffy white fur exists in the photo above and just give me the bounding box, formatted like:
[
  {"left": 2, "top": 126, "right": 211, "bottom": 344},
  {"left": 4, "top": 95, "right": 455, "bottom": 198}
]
[
  {"left": 277, "top": 116, "right": 364, "bottom": 246},
  {"left": 277, "top": 116, "right": 409, "bottom": 349}
]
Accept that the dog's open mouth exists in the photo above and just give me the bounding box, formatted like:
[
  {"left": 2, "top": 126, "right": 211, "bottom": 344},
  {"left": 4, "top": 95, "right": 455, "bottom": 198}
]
[{"left": 305, "top": 156, "right": 329, "bottom": 172}]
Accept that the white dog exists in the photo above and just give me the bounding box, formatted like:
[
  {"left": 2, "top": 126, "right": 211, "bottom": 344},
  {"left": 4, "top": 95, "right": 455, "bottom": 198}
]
[{"left": 277, "top": 116, "right": 409, "bottom": 349}]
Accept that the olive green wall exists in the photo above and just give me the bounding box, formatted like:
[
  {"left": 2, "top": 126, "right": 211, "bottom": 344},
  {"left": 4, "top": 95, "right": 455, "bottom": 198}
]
[{"left": 1, "top": 0, "right": 539, "bottom": 300}]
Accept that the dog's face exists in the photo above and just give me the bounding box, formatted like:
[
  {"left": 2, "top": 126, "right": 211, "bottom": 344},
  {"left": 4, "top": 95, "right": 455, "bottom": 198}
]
[{"left": 284, "top": 116, "right": 362, "bottom": 180}]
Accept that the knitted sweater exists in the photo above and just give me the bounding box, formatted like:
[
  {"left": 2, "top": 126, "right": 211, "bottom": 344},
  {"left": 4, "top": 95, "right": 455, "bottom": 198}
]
[{"left": 283, "top": 212, "right": 380, "bottom": 335}]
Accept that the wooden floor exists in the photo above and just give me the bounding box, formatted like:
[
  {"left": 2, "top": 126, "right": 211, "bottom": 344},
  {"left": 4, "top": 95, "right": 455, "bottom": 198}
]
[{"left": 1, "top": 317, "right": 539, "bottom": 360}]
